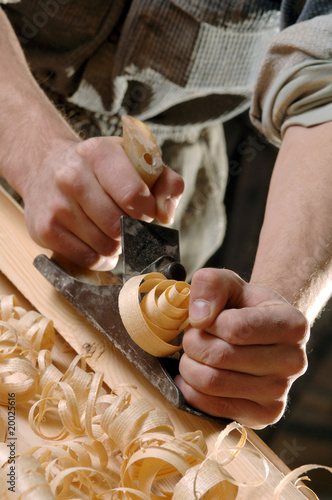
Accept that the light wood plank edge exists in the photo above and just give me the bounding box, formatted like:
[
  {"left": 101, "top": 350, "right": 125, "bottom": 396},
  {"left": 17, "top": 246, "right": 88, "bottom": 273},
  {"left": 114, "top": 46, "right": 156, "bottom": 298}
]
[
  {"left": 0, "top": 186, "right": 315, "bottom": 498},
  {"left": 0, "top": 187, "right": 221, "bottom": 434}
]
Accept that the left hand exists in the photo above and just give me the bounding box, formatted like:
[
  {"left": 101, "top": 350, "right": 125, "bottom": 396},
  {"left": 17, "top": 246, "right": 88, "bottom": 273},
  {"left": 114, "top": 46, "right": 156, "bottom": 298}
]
[
  {"left": 175, "top": 268, "right": 309, "bottom": 429},
  {"left": 22, "top": 136, "right": 183, "bottom": 269}
]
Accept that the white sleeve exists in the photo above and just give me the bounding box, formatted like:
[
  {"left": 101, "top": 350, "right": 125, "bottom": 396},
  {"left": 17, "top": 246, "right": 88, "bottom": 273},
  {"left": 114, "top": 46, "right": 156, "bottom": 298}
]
[{"left": 250, "top": 13, "right": 332, "bottom": 147}]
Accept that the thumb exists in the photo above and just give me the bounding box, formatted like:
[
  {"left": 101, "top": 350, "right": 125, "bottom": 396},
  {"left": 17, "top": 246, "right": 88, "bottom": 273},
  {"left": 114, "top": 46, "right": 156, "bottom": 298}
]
[{"left": 189, "top": 268, "right": 246, "bottom": 329}]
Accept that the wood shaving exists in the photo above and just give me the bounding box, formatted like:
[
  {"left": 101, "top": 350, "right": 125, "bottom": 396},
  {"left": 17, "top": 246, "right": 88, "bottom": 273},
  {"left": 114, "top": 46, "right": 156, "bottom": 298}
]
[
  {"left": 0, "top": 293, "right": 330, "bottom": 499},
  {"left": 119, "top": 273, "right": 190, "bottom": 357}
]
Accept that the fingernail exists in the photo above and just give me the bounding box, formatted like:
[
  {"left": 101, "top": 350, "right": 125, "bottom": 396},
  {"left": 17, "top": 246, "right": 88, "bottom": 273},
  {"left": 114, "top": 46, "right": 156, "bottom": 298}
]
[
  {"left": 141, "top": 214, "right": 154, "bottom": 223},
  {"left": 190, "top": 299, "right": 210, "bottom": 321},
  {"left": 165, "top": 196, "right": 181, "bottom": 224},
  {"left": 139, "top": 186, "right": 152, "bottom": 198},
  {"left": 89, "top": 254, "right": 120, "bottom": 271}
]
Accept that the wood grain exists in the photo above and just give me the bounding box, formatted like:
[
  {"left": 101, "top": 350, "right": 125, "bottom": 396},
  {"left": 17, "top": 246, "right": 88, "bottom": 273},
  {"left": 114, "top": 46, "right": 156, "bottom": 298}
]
[{"left": 0, "top": 186, "right": 315, "bottom": 499}]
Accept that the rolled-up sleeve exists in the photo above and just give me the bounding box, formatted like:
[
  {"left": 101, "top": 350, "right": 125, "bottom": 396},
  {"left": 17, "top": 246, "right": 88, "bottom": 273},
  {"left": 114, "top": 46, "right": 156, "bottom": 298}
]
[{"left": 250, "top": 13, "right": 332, "bottom": 147}]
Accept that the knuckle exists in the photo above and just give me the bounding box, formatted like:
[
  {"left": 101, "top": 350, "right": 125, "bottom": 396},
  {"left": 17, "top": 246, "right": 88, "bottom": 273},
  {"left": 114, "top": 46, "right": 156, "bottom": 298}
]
[
  {"left": 119, "top": 188, "right": 138, "bottom": 209},
  {"left": 169, "top": 169, "right": 185, "bottom": 195},
  {"left": 279, "top": 345, "right": 308, "bottom": 377},
  {"left": 294, "top": 347, "right": 308, "bottom": 376},
  {"left": 193, "top": 268, "right": 242, "bottom": 288},
  {"left": 267, "top": 376, "right": 291, "bottom": 400},
  {"left": 221, "top": 312, "right": 252, "bottom": 344},
  {"left": 264, "top": 400, "right": 286, "bottom": 425},
  {"left": 182, "top": 330, "right": 221, "bottom": 366},
  {"left": 203, "top": 367, "right": 224, "bottom": 394},
  {"left": 220, "top": 307, "right": 268, "bottom": 345},
  {"left": 293, "top": 314, "right": 310, "bottom": 344},
  {"left": 180, "top": 353, "right": 222, "bottom": 395},
  {"left": 281, "top": 307, "right": 310, "bottom": 345},
  {"left": 192, "top": 268, "right": 219, "bottom": 288},
  {"left": 253, "top": 400, "right": 286, "bottom": 429},
  {"left": 199, "top": 347, "right": 218, "bottom": 367},
  {"left": 182, "top": 329, "right": 197, "bottom": 355},
  {"left": 48, "top": 198, "right": 71, "bottom": 223},
  {"left": 105, "top": 217, "right": 121, "bottom": 240},
  {"left": 34, "top": 216, "right": 58, "bottom": 244},
  {"left": 207, "top": 397, "right": 233, "bottom": 419},
  {"left": 232, "top": 322, "right": 252, "bottom": 344},
  {"left": 55, "top": 164, "right": 81, "bottom": 190},
  {"left": 82, "top": 136, "right": 101, "bottom": 152},
  {"left": 98, "top": 238, "right": 119, "bottom": 257},
  {"left": 77, "top": 137, "right": 104, "bottom": 160},
  {"left": 33, "top": 198, "right": 73, "bottom": 245},
  {"left": 204, "top": 343, "right": 231, "bottom": 368}
]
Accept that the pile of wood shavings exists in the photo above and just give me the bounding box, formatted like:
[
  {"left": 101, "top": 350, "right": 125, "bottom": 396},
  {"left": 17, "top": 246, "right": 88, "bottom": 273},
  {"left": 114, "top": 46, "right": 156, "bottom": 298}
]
[{"left": 0, "top": 294, "right": 330, "bottom": 499}]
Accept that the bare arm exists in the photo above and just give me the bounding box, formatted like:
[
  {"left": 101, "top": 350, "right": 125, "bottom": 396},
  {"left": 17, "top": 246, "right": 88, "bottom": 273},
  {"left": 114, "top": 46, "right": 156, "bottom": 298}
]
[
  {"left": 0, "top": 9, "right": 183, "bottom": 268},
  {"left": 176, "top": 123, "right": 332, "bottom": 428},
  {"left": 0, "top": 8, "right": 78, "bottom": 193},
  {"left": 250, "top": 122, "right": 332, "bottom": 324}
]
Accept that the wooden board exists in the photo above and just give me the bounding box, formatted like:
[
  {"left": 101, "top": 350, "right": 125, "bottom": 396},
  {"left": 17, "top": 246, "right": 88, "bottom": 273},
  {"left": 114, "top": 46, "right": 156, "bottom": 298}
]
[{"left": 0, "top": 186, "right": 316, "bottom": 499}]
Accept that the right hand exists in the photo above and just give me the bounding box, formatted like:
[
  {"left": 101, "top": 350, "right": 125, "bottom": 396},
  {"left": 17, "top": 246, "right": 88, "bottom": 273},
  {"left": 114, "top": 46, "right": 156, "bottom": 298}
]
[
  {"left": 175, "top": 268, "right": 309, "bottom": 429},
  {"left": 22, "top": 136, "right": 184, "bottom": 268}
]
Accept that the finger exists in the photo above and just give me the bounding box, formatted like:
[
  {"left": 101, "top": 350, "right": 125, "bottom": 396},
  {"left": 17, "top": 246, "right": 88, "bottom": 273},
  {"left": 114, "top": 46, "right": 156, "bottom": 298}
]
[
  {"left": 151, "top": 166, "right": 184, "bottom": 224},
  {"left": 189, "top": 268, "right": 247, "bottom": 329},
  {"left": 77, "top": 138, "right": 157, "bottom": 220},
  {"left": 33, "top": 223, "right": 100, "bottom": 268},
  {"left": 35, "top": 189, "right": 121, "bottom": 260},
  {"left": 48, "top": 225, "right": 120, "bottom": 269},
  {"left": 178, "top": 354, "right": 291, "bottom": 404},
  {"left": 189, "top": 268, "right": 309, "bottom": 346},
  {"left": 56, "top": 160, "right": 125, "bottom": 241},
  {"left": 63, "top": 208, "right": 121, "bottom": 258},
  {"left": 211, "top": 304, "right": 309, "bottom": 346},
  {"left": 89, "top": 247, "right": 122, "bottom": 271},
  {"left": 182, "top": 328, "right": 308, "bottom": 377},
  {"left": 174, "top": 375, "right": 285, "bottom": 428}
]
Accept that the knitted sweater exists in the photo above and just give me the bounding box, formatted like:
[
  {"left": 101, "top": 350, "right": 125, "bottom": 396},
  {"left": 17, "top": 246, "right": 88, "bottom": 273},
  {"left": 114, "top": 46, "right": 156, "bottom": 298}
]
[
  {"left": 2, "top": 0, "right": 331, "bottom": 144},
  {"left": 1, "top": 0, "right": 331, "bottom": 272}
]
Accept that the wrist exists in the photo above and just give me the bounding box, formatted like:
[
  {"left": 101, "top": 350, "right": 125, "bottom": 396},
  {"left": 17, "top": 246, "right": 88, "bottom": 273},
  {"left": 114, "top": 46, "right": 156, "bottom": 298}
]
[{"left": 0, "top": 83, "right": 80, "bottom": 199}]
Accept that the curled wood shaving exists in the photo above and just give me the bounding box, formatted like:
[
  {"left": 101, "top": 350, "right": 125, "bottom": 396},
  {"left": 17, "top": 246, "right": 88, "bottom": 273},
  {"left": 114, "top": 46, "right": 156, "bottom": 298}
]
[
  {"left": 110, "top": 488, "right": 151, "bottom": 499},
  {"left": 211, "top": 421, "right": 247, "bottom": 466},
  {"left": 50, "top": 466, "right": 115, "bottom": 499},
  {"left": 0, "top": 295, "right": 55, "bottom": 405},
  {"left": 120, "top": 431, "right": 208, "bottom": 498},
  {"left": 101, "top": 397, "right": 175, "bottom": 454},
  {"left": 29, "top": 356, "right": 112, "bottom": 441},
  {"left": 8, "top": 310, "right": 55, "bottom": 352},
  {"left": 274, "top": 464, "right": 332, "bottom": 499},
  {"left": 0, "top": 295, "right": 23, "bottom": 321},
  {"left": 0, "top": 293, "right": 328, "bottom": 499},
  {"left": 0, "top": 415, "right": 6, "bottom": 443},
  {"left": 16, "top": 455, "right": 55, "bottom": 500},
  {"left": 119, "top": 273, "right": 190, "bottom": 357},
  {"left": 0, "top": 454, "right": 55, "bottom": 499},
  {"left": 0, "top": 357, "right": 38, "bottom": 405},
  {"left": 172, "top": 460, "right": 238, "bottom": 499}
]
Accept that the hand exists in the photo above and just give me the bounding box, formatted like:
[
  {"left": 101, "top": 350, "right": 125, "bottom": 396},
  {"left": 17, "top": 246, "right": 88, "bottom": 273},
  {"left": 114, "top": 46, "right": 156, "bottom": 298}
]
[
  {"left": 175, "top": 268, "right": 309, "bottom": 429},
  {"left": 22, "top": 136, "right": 184, "bottom": 268}
]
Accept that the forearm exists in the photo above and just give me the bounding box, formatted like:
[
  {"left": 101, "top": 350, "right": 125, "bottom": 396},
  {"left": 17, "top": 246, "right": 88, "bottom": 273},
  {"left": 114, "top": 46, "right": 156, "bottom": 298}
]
[
  {"left": 0, "top": 8, "right": 78, "bottom": 197},
  {"left": 250, "top": 122, "right": 332, "bottom": 323}
]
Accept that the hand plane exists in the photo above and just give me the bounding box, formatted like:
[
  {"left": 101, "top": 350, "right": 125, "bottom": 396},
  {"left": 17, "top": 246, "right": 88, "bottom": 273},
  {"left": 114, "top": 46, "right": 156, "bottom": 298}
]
[
  {"left": 33, "top": 216, "right": 227, "bottom": 423},
  {"left": 34, "top": 116, "right": 228, "bottom": 423}
]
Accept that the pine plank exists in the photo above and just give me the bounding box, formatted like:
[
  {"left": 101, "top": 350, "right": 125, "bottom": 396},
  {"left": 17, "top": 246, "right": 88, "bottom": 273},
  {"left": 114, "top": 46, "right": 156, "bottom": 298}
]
[{"left": 0, "top": 186, "right": 316, "bottom": 499}]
